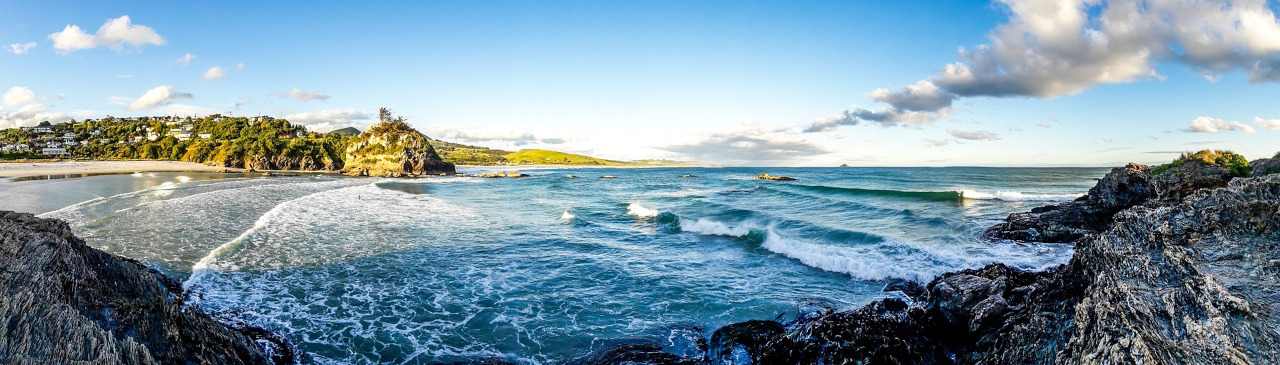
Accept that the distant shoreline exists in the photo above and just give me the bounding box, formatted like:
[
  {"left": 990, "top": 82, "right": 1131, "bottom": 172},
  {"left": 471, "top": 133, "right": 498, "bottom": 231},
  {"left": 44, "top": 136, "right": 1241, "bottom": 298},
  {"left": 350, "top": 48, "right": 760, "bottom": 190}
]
[{"left": 0, "top": 160, "right": 239, "bottom": 179}]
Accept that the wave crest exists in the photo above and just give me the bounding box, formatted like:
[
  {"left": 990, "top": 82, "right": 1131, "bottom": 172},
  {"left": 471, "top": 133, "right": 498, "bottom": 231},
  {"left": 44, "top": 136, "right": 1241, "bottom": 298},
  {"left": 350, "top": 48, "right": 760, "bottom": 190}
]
[
  {"left": 626, "top": 203, "right": 659, "bottom": 218},
  {"left": 960, "top": 190, "right": 1080, "bottom": 202}
]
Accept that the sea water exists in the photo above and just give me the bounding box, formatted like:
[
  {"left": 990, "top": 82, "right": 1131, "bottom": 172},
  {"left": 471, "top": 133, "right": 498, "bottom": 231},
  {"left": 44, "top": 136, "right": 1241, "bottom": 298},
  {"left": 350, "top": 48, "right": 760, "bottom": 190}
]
[{"left": 1, "top": 167, "right": 1107, "bottom": 364}]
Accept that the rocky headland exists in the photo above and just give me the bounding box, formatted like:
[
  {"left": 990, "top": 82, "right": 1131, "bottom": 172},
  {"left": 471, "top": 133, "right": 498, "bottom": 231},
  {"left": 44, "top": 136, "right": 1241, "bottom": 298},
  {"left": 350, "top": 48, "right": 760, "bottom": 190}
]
[
  {"left": 0, "top": 211, "right": 294, "bottom": 364},
  {"left": 342, "top": 108, "right": 456, "bottom": 178},
  {"left": 586, "top": 154, "right": 1280, "bottom": 364}
]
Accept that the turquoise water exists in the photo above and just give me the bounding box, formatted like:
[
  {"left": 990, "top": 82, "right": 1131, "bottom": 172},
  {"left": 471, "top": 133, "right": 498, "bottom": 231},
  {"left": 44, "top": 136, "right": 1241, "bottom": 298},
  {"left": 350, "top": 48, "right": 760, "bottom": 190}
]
[{"left": 2, "top": 167, "right": 1106, "bottom": 364}]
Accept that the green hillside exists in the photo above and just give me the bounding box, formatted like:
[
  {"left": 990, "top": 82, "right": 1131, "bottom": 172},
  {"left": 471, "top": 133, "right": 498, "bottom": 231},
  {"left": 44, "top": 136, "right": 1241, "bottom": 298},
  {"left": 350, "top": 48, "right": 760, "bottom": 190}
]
[{"left": 504, "top": 149, "right": 625, "bottom": 166}]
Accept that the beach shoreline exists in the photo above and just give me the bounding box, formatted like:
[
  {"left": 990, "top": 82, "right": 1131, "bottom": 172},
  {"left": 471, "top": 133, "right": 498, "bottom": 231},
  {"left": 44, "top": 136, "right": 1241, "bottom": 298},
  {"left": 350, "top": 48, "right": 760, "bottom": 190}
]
[{"left": 0, "top": 160, "right": 240, "bottom": 178}]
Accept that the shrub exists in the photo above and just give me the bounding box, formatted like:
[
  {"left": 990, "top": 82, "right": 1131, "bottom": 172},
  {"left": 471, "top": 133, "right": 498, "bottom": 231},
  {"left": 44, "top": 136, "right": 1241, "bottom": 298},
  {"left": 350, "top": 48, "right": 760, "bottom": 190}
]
[{"left": 1153, "top": 149, "right": 1250, "bottom": 176}]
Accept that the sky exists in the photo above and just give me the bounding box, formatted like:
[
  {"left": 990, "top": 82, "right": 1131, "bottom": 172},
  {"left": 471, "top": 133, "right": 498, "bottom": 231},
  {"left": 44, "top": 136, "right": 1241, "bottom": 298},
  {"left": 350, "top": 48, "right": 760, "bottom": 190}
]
[{"left": 2, "top": 0, "right": 1279, "bottom": 167}]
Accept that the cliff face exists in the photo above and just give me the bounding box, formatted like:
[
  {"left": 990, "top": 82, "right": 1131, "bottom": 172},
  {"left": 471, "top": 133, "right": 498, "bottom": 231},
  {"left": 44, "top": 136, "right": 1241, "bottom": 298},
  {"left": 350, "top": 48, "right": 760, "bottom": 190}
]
[
  {"left": 0, "top": 211, "right": 293, "bottom": 364},
  {"left": 584, "top": 161, "right": 1280, "bottom": 364},
  {"left": 342, "top": 121, "right": 455, "bottom": 177}
]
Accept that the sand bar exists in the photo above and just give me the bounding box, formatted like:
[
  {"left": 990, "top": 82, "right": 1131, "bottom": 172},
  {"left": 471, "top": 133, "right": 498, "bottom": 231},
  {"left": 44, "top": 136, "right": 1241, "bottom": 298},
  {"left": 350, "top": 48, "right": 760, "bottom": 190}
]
[{"left": 0, "top": 160, "right": 236, "bottom": 178}]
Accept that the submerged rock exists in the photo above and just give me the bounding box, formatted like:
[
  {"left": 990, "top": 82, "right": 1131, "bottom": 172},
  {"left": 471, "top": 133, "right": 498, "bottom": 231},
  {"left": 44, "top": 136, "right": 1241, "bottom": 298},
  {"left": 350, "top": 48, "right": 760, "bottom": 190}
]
[
  {"left": 0, "top": 211, "right": 294, "bottom": 364},
  {"left": 586, "top": 168, "right": 1280, "bottom": 364},
  {"left": 343, "top": 108, "right": 455, "bottom": 177}
]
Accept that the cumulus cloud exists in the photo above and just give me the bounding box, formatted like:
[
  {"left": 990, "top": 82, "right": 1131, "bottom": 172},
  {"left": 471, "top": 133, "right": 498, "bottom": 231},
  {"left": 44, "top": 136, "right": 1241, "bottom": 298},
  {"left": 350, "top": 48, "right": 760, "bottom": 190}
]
[
  {"left": 802, "top": 106, "right": 947, "bottom": 132},
  {"left": 827, "top": 0, "right": 1280, "bottom": 129},
  {"left": 0, "top": 87, "right": 68, "bottom": 129},
  {"left": 175, "top": 53, "right": 195, "bottom": 66},
  {"left": 48, "top": 15, "right": 164, "bottom": 53},
  {"left": 7, "top": 42, "right": 36, "bottom": 55},
  {"left": 1185, "top": 116, "right": 1257, "bottom": 134},
  {"left": 284, "top": 109, "right": 373, "bottom": 133},
  {"left": 660, "top": 123, "right": 831, "bottom": 165},
  {"left": 127, "top": 86, "right": 192, "bottom": 111},
  {"left": 3, "top": 87, "right": 36, "bottom": 108},
  {"left": 203, "top": 66, "right": 226, "bottom": 81},
  {"left": 1255, "top": 117, "right": 1280, "bottom": 130},
  {"left": 946, "top": 129, "right": 1001, "bottom": 141},
  {"left": 1037, "top": 121, "right": 1052, "bottom": 128},
  {"left": 280, "top": 88, "right": 331, "bottom": 102}
]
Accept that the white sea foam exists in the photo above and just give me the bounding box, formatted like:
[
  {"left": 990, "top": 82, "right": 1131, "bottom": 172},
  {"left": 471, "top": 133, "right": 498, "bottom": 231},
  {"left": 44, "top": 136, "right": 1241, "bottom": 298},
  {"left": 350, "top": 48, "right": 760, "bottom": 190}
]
[
  {"left": 960, "top": 190, "right": 1081, "bottom": 202},
  {"left": 679, "top": 218, "right": 752, "bottom": 237},
  {"left": 626, "top": 203, "right": 659, "bottom": 218},
  {"left": 560, "top": 211, "right": 576, "bottom": 221},
  {"left": 759, "top": 231, "right": 943, "bottom": 282}
]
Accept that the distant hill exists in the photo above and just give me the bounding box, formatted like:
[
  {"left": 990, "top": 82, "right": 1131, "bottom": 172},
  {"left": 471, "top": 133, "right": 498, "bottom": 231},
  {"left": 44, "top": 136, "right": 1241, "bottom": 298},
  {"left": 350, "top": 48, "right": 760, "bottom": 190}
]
[
  {"left": 327, "top": 127, "right": 361, "bottom": 136},
  {"left": 504, "top": 149, "right": 625, "bottom": 166},
  {"left": 425, "top": 138, "right": 513, "bottom": 165},
  {"left": 628, "top": 159, "right": 717, "bottom": 167}
]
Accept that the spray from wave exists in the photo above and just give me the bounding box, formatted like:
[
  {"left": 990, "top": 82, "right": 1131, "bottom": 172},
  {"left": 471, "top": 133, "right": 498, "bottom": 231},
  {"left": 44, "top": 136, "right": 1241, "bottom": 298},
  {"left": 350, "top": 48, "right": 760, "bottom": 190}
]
[
  {"left": 626, "top": 203, "right": 659, "bottom": 218},
  {"left": 960, "top": 190, "right": 1080, "bottom": 202}
]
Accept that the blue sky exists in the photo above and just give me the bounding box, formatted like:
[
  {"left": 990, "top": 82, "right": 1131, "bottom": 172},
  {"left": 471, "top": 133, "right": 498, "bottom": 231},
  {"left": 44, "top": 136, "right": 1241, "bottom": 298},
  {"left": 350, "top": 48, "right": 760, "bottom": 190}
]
[{"left": 2, "top": 0, "right": 1278, "bottom": 166}]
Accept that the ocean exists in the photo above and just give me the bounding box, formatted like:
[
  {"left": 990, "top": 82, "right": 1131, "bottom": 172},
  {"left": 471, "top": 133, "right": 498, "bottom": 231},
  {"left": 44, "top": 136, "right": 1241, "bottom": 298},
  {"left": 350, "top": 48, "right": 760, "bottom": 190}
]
[{"left": 1, "top": 166, "right": 1107, "bottom": 364}]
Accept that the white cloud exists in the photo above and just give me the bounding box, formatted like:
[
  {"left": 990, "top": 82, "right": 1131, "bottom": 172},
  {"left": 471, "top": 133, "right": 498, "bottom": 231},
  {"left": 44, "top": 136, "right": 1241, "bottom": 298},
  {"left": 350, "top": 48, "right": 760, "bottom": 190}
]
[
  {"left": 923, "top": 138, "right": 951, "bottom": 147},
  {"left": 0, "top": 87, "right": 68, "bottom": 129},
  {"left": 660, "top": 122, "right": 832, "bottom": 165},
  {"left": 3, "top": 87, "right": 36, "bottom": 108},
  {"left": 236, "top": 62, "right": 244, "bottom": 70},
  {"left": 1254, "top": 117, "right": 1280, "bottom": 130},
  {"left": 48, "top": 15, "right": 164, "bottom": 53},
  {"left": 420, "top": 126, "right": 571, "bottom": 148},
  {"left": 280, "top": 88, "right": 331, "bottom": 102},
  {"left": 946, "top": 129, "right": 1001, "bottom": 141},
  {"left": 203, "top": 66, "right": 226, "bottom": 81},
  {"left": 854, "top": 0, "right": 1280, "bottom": 125},
  {"left": 127, "top": 86, "right": 192, "bottom": 111},
  {"left": 284, "top": 109, "right": 373, "bottom": 133},
  {"left": 1037, "top": 121, "right": 1052, "bottom": 128},
  {"left": 175, "top": 53, "right": 195, "bottom": 66},
  {"left": 7, "top": 42, "right": 36, "bottom": 55},
  {"left": 1185, "top": 116, "right": 1257, "bottom": 134}
]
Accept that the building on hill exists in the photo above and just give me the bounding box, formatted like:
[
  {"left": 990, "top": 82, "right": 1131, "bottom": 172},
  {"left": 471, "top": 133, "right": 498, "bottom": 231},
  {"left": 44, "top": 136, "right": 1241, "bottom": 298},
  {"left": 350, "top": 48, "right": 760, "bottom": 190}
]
[{"left": 41, "top": 148, "right": 67, "bottom": 155}]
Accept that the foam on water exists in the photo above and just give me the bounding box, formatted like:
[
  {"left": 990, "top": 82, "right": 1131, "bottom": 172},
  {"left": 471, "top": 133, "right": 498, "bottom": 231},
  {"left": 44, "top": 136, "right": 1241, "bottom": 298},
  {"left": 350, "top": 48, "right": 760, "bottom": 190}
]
[
  {"left": 678, "top": 218, "right": 753, "bottom": 237},
  {"left": 560, "top": 211, "right": 576, "bottom": 221},
  {"left": 961, "top": 190, "right": 1081, "bottom": 202},
  {"left": 626, "top": 203, "right": 659, "bottom": 218}
]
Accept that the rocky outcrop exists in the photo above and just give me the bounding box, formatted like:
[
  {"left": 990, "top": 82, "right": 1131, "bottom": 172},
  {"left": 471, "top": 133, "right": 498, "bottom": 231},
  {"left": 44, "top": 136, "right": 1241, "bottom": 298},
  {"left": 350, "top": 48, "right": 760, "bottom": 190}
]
[
  {"left": 584, "top": 169, "right": 1280, "bottom": 364},
  {"left": 0, "top": 211, "right": 293, "bottom": 364},
  {"left": 342, "top": 115, "right": 455, "bottom": 177},
  {"left": 1150, "top": 159, "right": 1235, "bottom": 202},
  {"left": 984, "top": 163, "right": 1154, "bottom": 242},
  {"left": 211, "top": 154, "right": 343, "bottom": 172},
  {"left": 1250, "top": 157, "right": 1280, "bottom": 177},
  {"left": 755, "top": 173, "right": 798, "bottom": 181}
]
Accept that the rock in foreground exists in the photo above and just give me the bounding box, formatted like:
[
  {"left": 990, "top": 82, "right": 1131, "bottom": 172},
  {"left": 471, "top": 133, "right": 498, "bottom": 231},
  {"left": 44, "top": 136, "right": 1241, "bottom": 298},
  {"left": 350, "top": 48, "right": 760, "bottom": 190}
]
[
  {"left": 0, "top": 211, "right": 293, "bottom": 364},
  {"left": 343, "top": 108, "right": 455, "bottom": 177}
]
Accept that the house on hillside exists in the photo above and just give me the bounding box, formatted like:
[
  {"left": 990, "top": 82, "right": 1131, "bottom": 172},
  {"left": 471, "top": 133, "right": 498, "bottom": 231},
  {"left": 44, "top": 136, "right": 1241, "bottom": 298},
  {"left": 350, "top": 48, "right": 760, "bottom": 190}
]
[
  {"left": 32, "top": 126, "right": 52, "bottom": 133},
  {"left": 61, "top": 132, "right": 76, "bottom": 142},
  {"left": 41, "top": 148, "right": 67, "bottom": 156},
  {"left": 197, "top": 133, "right": 212, "bottom": 139}
]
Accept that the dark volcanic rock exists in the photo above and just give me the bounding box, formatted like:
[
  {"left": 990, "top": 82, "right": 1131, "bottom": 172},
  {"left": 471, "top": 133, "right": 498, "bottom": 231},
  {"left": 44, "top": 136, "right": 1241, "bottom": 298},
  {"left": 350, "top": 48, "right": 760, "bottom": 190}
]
[
  {"left": 0, "top": 211, "right": 293, "bottom": 364},
  {"left": 1150, "top": 159, "right": 1235, "bottom": 201},
  {"left": 1250, "top": 157, "right": 1280, "bottom": 177},
  {"left": 984, "top": 163, "right": 1154, "bottom": 242},
  {"left": 589, "top": 172, "right": 1280, "bottom": 364}
]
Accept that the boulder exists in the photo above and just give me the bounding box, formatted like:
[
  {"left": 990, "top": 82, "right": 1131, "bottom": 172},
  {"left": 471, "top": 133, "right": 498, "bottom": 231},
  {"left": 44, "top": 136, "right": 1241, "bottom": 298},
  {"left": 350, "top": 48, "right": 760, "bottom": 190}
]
[{"left": 984, "top": 163, "right": 1153, "bottom": 242}]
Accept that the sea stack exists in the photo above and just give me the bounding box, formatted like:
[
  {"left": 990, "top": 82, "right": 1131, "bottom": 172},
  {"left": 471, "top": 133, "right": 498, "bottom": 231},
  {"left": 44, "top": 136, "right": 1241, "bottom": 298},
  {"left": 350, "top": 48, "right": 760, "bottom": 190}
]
[{"left": 343, "top": 108, "right": 456, "bottom": 177}]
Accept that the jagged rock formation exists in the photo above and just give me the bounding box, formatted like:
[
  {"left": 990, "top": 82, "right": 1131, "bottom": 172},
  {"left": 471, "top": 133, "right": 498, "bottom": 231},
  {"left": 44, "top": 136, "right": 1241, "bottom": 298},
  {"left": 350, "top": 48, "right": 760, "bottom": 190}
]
[
  {"left": 212, "top": 154, "right": 343, "bottom": 172},
  {"left": 1250, "top": 157, "right": 1280, "bottom": 177},
  {"left": 0, "top": 211, "right": 293, "bottom": 364},
  {"left": 584, "top": 167, "right": 1280, "bottom": 364},
  {"left": 984, "top": 163, "right": 1154, "bottom": 243},
  {"left": 342, "top": 113, "right": 455, "bottom": 177}
]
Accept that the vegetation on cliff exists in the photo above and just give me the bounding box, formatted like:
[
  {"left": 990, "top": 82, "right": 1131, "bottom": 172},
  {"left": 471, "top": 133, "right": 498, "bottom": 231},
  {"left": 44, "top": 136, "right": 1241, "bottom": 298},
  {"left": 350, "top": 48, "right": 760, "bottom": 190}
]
[
  {"left": 1153, "top": 149, "right": 1250, "bottom": 176},
  {"left": 342, "top": 108, "right": 455, "bottom": 177}
]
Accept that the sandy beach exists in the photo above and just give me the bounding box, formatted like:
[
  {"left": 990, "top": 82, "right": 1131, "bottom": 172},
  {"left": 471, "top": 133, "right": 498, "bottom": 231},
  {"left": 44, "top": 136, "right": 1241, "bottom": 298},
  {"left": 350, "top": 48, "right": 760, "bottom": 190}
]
[{"left": 0, "top": 160, "right": 236, "bottom": 178}]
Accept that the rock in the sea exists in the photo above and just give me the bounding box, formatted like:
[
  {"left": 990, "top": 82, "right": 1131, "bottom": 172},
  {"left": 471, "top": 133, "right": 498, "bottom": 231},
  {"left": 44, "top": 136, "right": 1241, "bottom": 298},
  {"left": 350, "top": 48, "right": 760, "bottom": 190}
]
[
  {"left": 0, "top": 211, "right": 293, "bottom": 364},
  {"left": 754, "top": 173, "right": 797, "bottom": 181},
  {"left": 343, "top": 108, "right": 455, "bottom": 177},
  {"left": 984, "top": 162, "right": 1154, "bottom": 242}
]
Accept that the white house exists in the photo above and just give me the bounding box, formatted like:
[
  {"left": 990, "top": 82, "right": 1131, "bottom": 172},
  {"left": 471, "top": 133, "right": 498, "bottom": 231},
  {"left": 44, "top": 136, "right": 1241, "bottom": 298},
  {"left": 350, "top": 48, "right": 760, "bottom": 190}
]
[
  {"left": 146, "top": 132, "right": 159, "bottom": 141},
  {"left": 41, "top": 148, "right": 67, "bottom": 155},
  {"left": 197, "top": 133, "right": 212, "bottom": 139},
  {"left": 32, "top": 126, "right": 53, "bottom": 133}
]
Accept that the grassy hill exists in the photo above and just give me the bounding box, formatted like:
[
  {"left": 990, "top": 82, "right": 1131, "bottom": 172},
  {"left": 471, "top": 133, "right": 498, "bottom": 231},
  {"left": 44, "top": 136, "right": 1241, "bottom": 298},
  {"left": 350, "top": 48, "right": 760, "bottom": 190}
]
[
  {"left": 425, "top": 139, "right": 513, "bottom": 165},
  {"left": 503, "top": 149, "right": 625, "bottom": 166}
]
